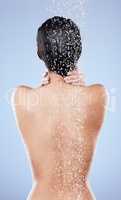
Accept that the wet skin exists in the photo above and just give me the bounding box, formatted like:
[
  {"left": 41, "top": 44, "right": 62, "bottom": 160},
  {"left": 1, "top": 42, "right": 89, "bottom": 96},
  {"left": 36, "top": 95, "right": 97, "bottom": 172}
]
[{"left": 12, "top": 71, "right": 108, "bottom": 200}]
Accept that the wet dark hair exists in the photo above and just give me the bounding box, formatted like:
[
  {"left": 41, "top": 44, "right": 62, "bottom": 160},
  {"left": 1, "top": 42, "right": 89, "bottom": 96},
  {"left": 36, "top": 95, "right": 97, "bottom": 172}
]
[{"left": 37, "top": 16, "right": 82, "bottom": 77}]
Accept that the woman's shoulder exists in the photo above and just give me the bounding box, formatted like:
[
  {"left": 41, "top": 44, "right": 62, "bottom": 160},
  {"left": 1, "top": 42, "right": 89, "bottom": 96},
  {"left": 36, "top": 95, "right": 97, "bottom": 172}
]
[
  {"left": 11, "top": 85, "right": 33, "bottom": 109},
  {"left": 86, "top": 83, "right": 109, "bottom": 106},
  {"left": 87, "top": 83, "right": 108, "bottom": 95}
]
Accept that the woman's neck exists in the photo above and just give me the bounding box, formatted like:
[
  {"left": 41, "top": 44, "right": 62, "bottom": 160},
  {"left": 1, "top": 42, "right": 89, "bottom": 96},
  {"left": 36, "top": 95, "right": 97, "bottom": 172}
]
[{"left": 48, "top": 71, "right": 65, "bottom": 84}]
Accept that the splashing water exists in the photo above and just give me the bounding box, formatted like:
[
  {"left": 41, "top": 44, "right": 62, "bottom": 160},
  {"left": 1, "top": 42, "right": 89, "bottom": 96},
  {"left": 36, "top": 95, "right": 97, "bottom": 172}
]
[
  {"left": 45, "top": 0, "right": 88, "bottom": 68},
  {"left": 46, "top": 0, "right": 87, "bottom": 25}
]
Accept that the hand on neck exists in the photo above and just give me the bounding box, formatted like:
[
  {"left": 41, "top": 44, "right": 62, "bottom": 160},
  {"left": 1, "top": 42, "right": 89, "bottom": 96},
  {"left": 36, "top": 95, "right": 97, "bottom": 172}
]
[{"left": 48, "top": 70, "right": 65, "bottom": 84}]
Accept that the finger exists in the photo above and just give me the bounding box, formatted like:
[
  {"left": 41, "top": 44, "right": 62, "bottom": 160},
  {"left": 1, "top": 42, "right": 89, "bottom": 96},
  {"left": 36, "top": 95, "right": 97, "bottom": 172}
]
[
  {"left": 67, "top": 71, "right": 80, "bottom": 76},
  {"left": 64, "top": 74, "right": 84, "bottom": 82},
  {"left": 42, "top": 70, "right": 49, "bottom": 78},
  {"left": 72, "top": 80, "right": 85, "bottom": 85},
  {"left": 44, "top": 72, "right": 48, "bottom": 77},
  {"left": 41, "top": 76, "right": 50, "bottom": 83},
  {"left": 42, "top": 77, "right": 50, "bottom": 83},
  {"left": 65, "top": 78, "right": 84, "bottom": 84},
  {"left": 45, "top": 73, "right": 50, "bottom": 81},
  {"left": 41, "top": 80, "right": 49, "bottom": 86},
  {"left": 42, "top": 76, "right": 50, "bottom": 82},
  {"left": 65, "top": 71, "right": 84, "bottom": 78},
  {"left": 65, "top": 77, "right": 85, "bottom": 84},
  {"left": 66, "top": 74, "right": 84, "bottom": 80}
]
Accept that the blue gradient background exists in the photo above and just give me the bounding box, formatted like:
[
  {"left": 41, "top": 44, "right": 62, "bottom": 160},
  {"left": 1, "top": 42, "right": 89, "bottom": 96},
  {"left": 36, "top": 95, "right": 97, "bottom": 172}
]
[{"left": 0, "top": 0, "right": 121, "bottom": 199}]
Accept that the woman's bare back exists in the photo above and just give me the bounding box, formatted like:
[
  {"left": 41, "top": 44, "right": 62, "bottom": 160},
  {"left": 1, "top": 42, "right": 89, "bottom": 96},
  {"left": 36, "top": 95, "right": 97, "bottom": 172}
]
[{"left": 13, "top": 81, "right": 107, "bottom": 200}]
